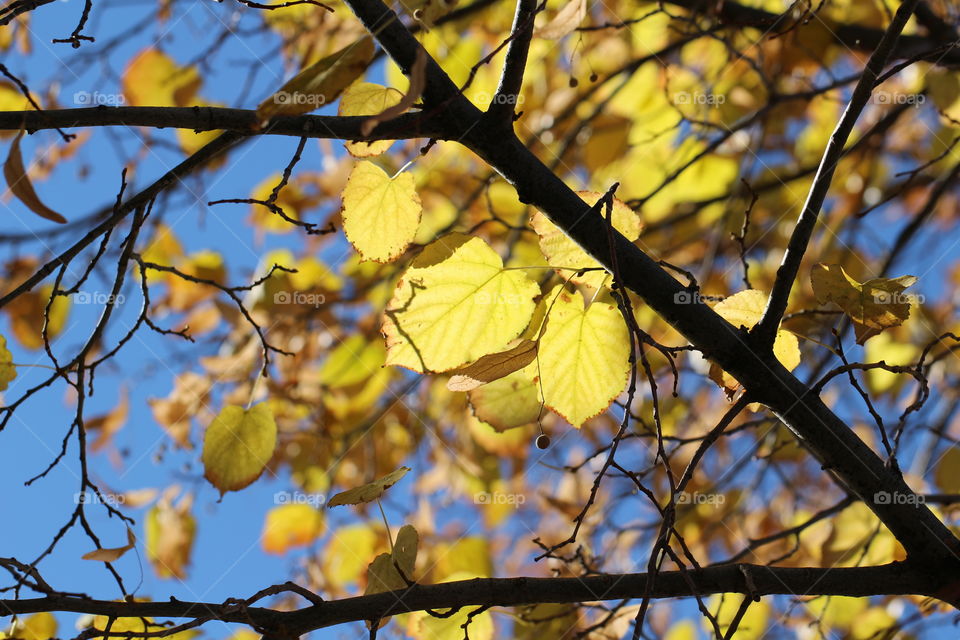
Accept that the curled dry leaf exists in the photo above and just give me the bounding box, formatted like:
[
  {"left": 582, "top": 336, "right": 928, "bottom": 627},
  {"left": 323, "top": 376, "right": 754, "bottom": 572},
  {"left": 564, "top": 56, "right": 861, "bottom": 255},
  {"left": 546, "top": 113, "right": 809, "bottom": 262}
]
[
  {"left": 447, "top": 340, "right": 538, "bottom": 391},
  {"left": 4, "top": 130, "right": 67, "bottom": 224},
  {"left": 327, "top": 466, "right": 410, "bottom": 507},
  {"left": 82, "top": 526, "right": 136, "bottom": 563}
]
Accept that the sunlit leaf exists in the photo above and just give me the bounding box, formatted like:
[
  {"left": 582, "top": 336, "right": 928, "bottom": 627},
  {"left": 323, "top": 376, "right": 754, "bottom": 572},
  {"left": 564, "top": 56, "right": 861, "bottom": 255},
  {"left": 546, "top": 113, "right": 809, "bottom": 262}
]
[
  {"left": 257, "top": 36, "right": 374, "bottom": 119},
  {"left": 342, "top": 161, "right": 421, "bottom": 262},
  {"left": 538, "top": 286, "right": 630, "bottom": 427},
  {"left": 0, "top": 335, "right": 16, "bottom": 392},
  {"left": 383, "top": 234, "right": 540, "bottom": 373},
  {"left": 709, "top": 289, "right": 800, "bottom": 393},
  {"left": 531, "top": 191, "right": 640, "bottom": 289},
  {"left": 811, "top": 263, "right": 917, "bottom": 343},
  {"left": 202, "top": 403, "right": 278, "bottom": 494},
  {"left": 262, "top": 503, "right": 325, "bottom": 554},
  {"left": 338, "top": 82, "right": 404, "bottom": 157}
]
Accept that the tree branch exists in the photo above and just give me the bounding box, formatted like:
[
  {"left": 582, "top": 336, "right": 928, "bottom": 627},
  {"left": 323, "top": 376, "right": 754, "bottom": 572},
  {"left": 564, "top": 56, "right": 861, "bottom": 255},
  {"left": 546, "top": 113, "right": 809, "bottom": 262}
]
[
  {"left": 0, "top": 107, "right": 444, "bottom": 140},
  {"left": 753, "top": 0, "right": 919, "bottom": 349},
  {"left": 0, "top": 564, "right": 944, "bottom": 634}
]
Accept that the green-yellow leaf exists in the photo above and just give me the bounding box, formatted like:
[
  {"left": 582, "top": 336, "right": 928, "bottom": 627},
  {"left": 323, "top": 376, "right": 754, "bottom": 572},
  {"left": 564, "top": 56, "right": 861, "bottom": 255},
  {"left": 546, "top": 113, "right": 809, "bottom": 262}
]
[
  {"left": 468, "top": 366, "right": 541, "bottom": 431},
  {"left": 365, "top": 523, "right": 418, "bottom": 595},
  {"left": 342, "top": 161, "right": 421, "bottom": 262},
  {"left": 935, "top": 447, "right": 960, "bottom": 493},
  {"left": 257, "top": 36, "right": 374, "bottom": 119},
  {"left": 327, "top": 466, "right": 410, "bottom": 507},
  {"left": 447, "top": 340, "right": 537, "bottom": 391},
  {"left": 201, "top": 403, "right": 278, "bottom": 494},
  {"left": 383, "top": 234, "right": 540, "bottom": 373},
  {"left": 811, "top": 263, "right": 917, "bottom": 341},
  {"left": 318, "top": 334, "right": 386, "bottom": 388},
  {"left": 0, "top": 335, "right": 16, "bottom": 392},
  {"left": 538, "top": 286, "right": 630, "bottom": 427},
  {"left": 531, "top": 191, "right": 640, "bottom": 289},
  {"left": 709, "top": 289, "right": 800, "bottom": 393},
  {"left": 704, "top": 594, "right": 770, "bottom": 640},
  {"left": 82, "top": 526, "right": 136, "bottom": 562},
  {"left": 338, "top": 82, "right": 404, "bottom": 157}
]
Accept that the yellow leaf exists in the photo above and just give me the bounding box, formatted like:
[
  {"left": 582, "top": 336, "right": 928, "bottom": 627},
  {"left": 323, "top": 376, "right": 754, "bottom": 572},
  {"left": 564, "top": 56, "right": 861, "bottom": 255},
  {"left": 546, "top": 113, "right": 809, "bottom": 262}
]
[
  {"left": 262, "top": 503, "right": 325, "bottom": 554},
  {"left": 145, "top": 492, "right": 195, "bottom": 579},
  {"left": 4, "top": 130, "right": 66, "bottom": 224},
  {"left": 704, "top": 594, "right": 770, "bottom": 640},
  {"left": 811, "top": 263, "right": 917, "bottom": 342},
  {"left": 365, "top": 523, "right": 418, "bottom": 594},
  {"left": 468, "top": 366, "right": 541, "bottom": 431},
  {"left": 201, "top": 403, "right": 278, "bottom": 494},
  {"left": 338, "top": 82, "right": 404, "bottom": 157},
  {"left": 257, "top": 36, "right": 374, "bottom": 119},
  {"left": 327, "top": 466, "right": 410, "bottom": 507},
  {"left": 534, "top": 0, "right": 586, "bottom": 39},
  {"left": 447, "top": 340, "right": 537, "bottom": 391},
  {"left": 383, "top": 234, "right": 540, "bottom": 373},
  {"left": 342, "top": 161, "right": 421, "bottom": 262},
  {"left": 935, "top": 447, "right": 960, "bottom": 493},
  {"left": 15, "top": 613, "right": 57, "bottom": 640},
  {"left": 318, "top": 334, "right": 386, "bottom": 388},
  {"left": 0, "top": 335, "right": 16, "bottom": 392},
  {"left": 7, "top": 285, "right": 70, "bottom": 351},
  {"left": 537, "top": 286, "right": 630, "bottom": 427},
  {"left": 323, "top": 524, "right": 381, "bottom": 588},
  {"left": 122, "top": 48, "right": 201, "bottom": 107},
  {"left": 709, "top": 289, "right": 800, "bottom": 392},
  {"left": 82, "top": 526, "right": 136, "bottom": 562},
  {"left": 531, "top": 191, "right": 640, "bottom": 289},
  {"left": 416, "top": 572, "right": 494, "bottom": 639},
  {"left": 434, "top": 537, "right": 492, "bottom": 580},
  {"left": 664, "top": 619, "right": 697, "bottom": 640}
]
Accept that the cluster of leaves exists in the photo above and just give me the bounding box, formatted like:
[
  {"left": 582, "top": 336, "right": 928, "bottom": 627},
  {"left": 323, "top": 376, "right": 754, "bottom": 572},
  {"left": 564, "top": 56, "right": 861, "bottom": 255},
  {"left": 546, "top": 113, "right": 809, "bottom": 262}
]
[{"left": 3, "top": 0, "right": 960, "bottom": 639}]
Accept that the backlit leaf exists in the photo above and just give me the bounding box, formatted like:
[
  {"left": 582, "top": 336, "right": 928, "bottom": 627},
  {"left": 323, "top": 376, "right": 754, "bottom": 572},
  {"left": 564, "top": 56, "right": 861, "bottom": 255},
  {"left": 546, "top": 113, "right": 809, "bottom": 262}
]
[
  {"left": 537, "top": 286, "right": 630, "bottom": 427},
  {"left": 338, "top": 82, "right": 404, "bottom": 157},
  {"left": 0, "top": 335, "right": 16, "bottom": 392},
  {"left": 202, "top": 403, "right": 278, "bottom": 494},
  {"left": 122, "top": 48, "right": 201, "bottom": 107},
  {"left": 709, "top": 289, "right": 801, "bottom": 393},
  {"left": 257, "top": 36, "right": 374, "bottom": 119},
  {"left": 811, "top": 263, "right": 917, "bottom": 342},
  {"left": 342, "top": 161, "right": 421, "bottom": 262},
  {"left": 262, "top": 503, "right": 325, "bottom": 554},
  {"left": 383, "top": 234, "right": 540, "bottom": 373},
  {"left": 531, "top": 192, "right": 640, "bottom": 289}
]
